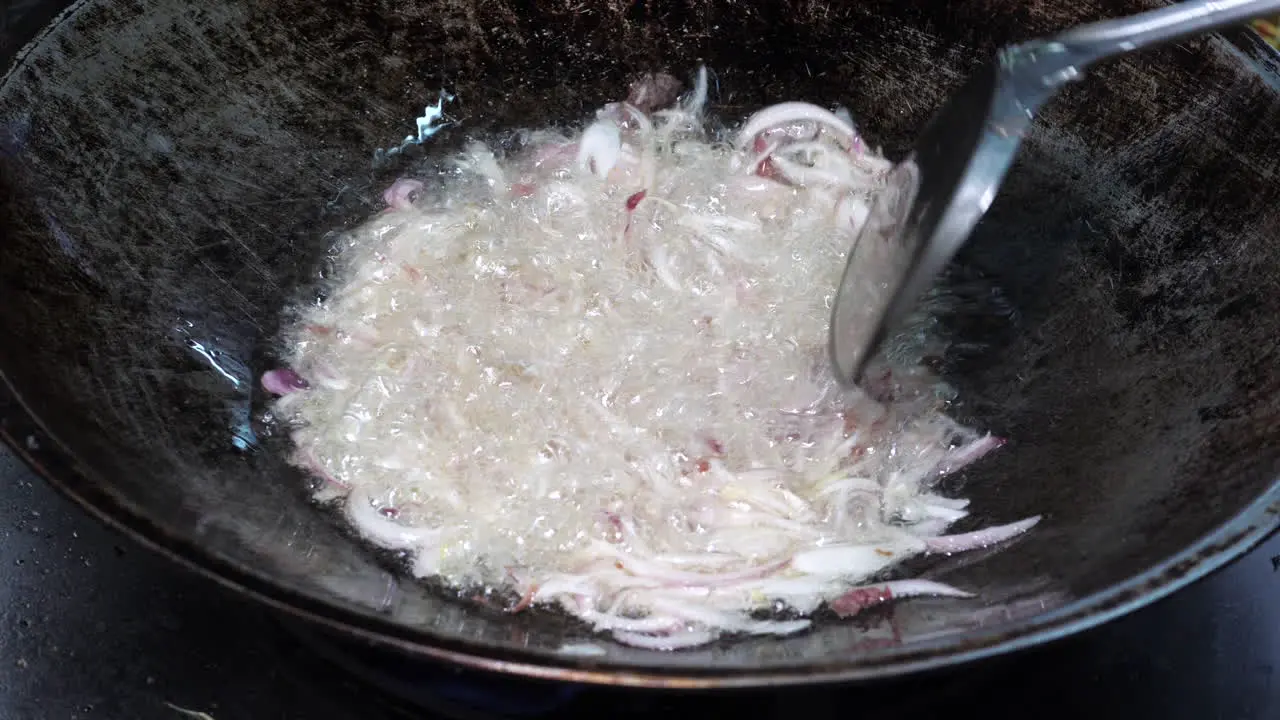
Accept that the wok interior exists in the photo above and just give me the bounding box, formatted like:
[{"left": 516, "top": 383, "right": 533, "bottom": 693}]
[{"left": 1, "top": 0, "right": 1278, "bottom": 675}]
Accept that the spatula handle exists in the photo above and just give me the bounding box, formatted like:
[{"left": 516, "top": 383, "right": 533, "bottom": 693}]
[{"left": 1054, "top": 0, "right": 1280, "bottom": 65}]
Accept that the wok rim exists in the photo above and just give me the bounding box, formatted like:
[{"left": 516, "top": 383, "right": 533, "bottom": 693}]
[
  {"left": 3, "top": 1, "right": 1279, "bottom": 686},
  {"left": 3, "top": 370, "right": 1278, "bottom": 688}
]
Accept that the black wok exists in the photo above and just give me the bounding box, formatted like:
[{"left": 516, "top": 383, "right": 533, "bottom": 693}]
[{"left": 1, "top": 0, "right": 1278, "bottom": 687}]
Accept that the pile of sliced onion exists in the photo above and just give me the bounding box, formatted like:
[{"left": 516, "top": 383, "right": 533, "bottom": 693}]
[{"left": 265, "top": 67, "right": 1039, "bottom": 650}]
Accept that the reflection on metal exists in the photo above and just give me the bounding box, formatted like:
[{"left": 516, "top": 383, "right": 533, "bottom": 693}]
[
  {"left": 173, "top": 320, "right": 258, "bottom": 451},
  {"left": 830, "top": 161, "right": 919, "bottom": 382},
  {"left": 374, "top": 89, "right": 456, "bottom": 165}
]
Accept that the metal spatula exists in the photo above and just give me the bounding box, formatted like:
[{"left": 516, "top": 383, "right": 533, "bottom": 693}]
[{"left": 829, "top": 0, "right": 1280, "bottom": 386}]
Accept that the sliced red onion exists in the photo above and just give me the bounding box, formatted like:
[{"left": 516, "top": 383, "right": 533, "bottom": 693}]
[
  {"left": 836, "top": 193, "right": 872, "bottom": 233},
  {"left": 791, "top": 541, "right": 923, "bottom": 578},
  {"left": 261, "top": 368, "right": 309, "bottom": 395},
  {"left": 533, "top": 575, "right": 596, "bottom": 600},
  {"left": 745, "top": 139, "right": 781, "bottom": 178},
  {"left": 741, "top": 619, "right": 812, "bottom": 636},
  {"left": 577, "top": 120, "right": 622, "bottom": 178},
  {"left": 345, "top": 488, "right": 441, "bottom": 550},
  {"left": 276, "top": 77, "right": 1035, "bottom": 646},
  {"left": 936, "top": 433, "right": 1006, "bottom": 476},
  {"left": 921, "top": 503, "right": 970, "bottom": 522},
  {"left": 626, "top": 72, "right": 684, "bottom": 113},
  {"left": 534, "top": 142, "right": 578, "bottom": 168},
  {"left": 383, "top": 178, "right": 425, "bottom": 211},
  {"left": 925, "top": 516, "right": 1042, "bottom": 555},
  {"left": 832, "top": 107, "right": 867, "bottom": 155},
  {"left": 625, "top": 190, "right": 647, "bottom": 211},
  {"left": 677, "top": 66, "right": 710, "bottom": 116},
  {"left": 610, "top": 549, "right": 789, "bottom": 588},
  {"left": 651, "top": 552, "right": 740, "bottom": 567},
  {"left": 760, "top": 120, "right": 819, "bottom": 145},
  {"left": 646, "top": 595, "right": 745, "bottom": 628},
  {"left": 308, "top": 363, "right": 350, "bottom": 391},
  {"left": 736, "top": 102, "right": 859, "bottom": 151},
  {"left": 599, "top": 102, "right": 655, "bottom": 135},
  {"left": 829, "top": 584, "right": 893, "bottom": 617},
  {"left": 911, "top": 518, "right": 955, "bottom": 538},
  {"left": 295, "top": 448, "right": 349, "bottom": 489},
  {"left": 769, "top": 154, "right": 854, "bottom": 189},
  {"left": 830, "top": 579, "right": 973, "bottom": 618},
  {"left": 920, "top": 494, "right": 971, "bottom": 511},
  {"left": 613, "top": 628, "right": 715, "bottom": 651}
]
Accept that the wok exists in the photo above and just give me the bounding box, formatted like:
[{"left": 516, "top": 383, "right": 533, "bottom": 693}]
[{"left": 1, "top": 0, "right": 1278, "bottom": 687}]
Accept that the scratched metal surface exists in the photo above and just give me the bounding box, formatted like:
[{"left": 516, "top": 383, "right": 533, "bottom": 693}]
[{"left": 0, "top": 0, "right": 1277, "bottom": 684}]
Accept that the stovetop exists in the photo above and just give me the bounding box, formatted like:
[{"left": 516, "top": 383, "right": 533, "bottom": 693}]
[{"left": 1, "top": 442, "right": 1277, "bottom": 720}]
